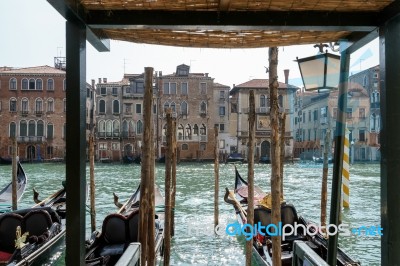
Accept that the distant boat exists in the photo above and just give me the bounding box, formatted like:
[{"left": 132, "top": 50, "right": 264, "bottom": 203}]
[
  {"left": 259, "top": 156, "right": 271, "bottom": 164},
  {"left": 313, "top": 156, "right": 334, "bottom": 164},
  {"left": 157, "top": 156, "right": 165, "bottom": 163},
  {"left": 0, "top": 156, "right": 12, "bottom": 165},
  {"left": 122, "top": 155, "right": 141, "bottom": 164},
  {"left": 100, "top": 157, "right": 113, "bottom": 163},
  {"left": 226, "top": 153, "right": 244, "bottom": 163},
  {"left": 0, "top": 162, "right": 28, "bottom": 211}
]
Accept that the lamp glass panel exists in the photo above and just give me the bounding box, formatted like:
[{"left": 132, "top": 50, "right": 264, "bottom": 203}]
[
  {"left": 299, "top": 57, "right": 325, "bottom": 90},
  {"left": 326, "top": 55, "right": 341, "bottom": 88}
]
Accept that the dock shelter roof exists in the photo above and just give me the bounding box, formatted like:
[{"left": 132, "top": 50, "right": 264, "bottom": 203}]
[{"left": 50, "top": 0, "right": 397, "bottom": 50}]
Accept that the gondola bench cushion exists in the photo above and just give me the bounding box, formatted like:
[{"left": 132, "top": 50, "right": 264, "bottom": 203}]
[
  {"left": 99, "top": 210, "right": 140, "bottom": 257},
  {"left": 0, "top": 208, "right": 60, "bottom": 263}
]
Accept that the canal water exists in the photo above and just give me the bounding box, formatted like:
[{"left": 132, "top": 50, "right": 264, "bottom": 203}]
[{"left": 0, "top": 162, "right": 380, "bottom": 265}]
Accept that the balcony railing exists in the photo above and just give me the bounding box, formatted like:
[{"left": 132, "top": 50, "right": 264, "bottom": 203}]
[
  {"left": 97, "top": 132, "right": 121, "bottom": 139},
  {"left": 17, "top": 136, "right": 44, "bottom": 143},
  {"left": 162, "top": 135, "right": 207, "bottom": 142},
  {"left": 120, "top": 132, "right": 136, "bottom": 139},
  {"left": 256, "top": 107, "right": 270, "bottom": 114}
]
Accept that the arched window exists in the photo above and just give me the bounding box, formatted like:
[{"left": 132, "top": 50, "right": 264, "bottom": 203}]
[
  {"left": 200, "top": 101, "right": 207, "bottom": 113},
  {"left": 99, "top": 100, "right": 106, "bottom": 114},
  {"left": 106, "top": 120, "right": 112, "bottom": 137},
  {"left": 20, "top": 120, "right": 27, "bottom": 137},
  {"left": 164, "top": 101, "right": 170, "bottom": 111},
  {"left": 35, "top": 98, "right": 43, "bottom": 113},
  {"left": 113, "top": 120, "right": 120, "bottom": 137},
  {"left": 47, "top": 123, "right": 54, "bottom": 139},
  {"left": 9, "top": 122, "right": 16, "bottom": 137},
  {"left": 63, "top": 79, "right": 66, "bottom": 91},
  {"left": 180, "top": 101, "right": 188, "bottom": 115},
  {"left": 200, "top": 124, "right": 206, "bottom": 135},
  {"left": 22, "top": 78, "right": 28, "bottom": 90},
  {"left": 29, "top": 79, "right": 35, "bottom": 90},
  {"left": 9, "top": 78, "right": 17, "bottom": 90},
  {"left": 113, "top": 100, "right": 120, "bottom": 114},
  {"left": 170, "top": 102, "right": 176, "bottom": 112},
  {"left": 36, "top": 79, "right": 43, "bottom": 90},
  {"left": 21, "top": 98, "right": 29, "bottom": 113},
  {"left": 376, "top": 92, "right": 380, "bottom": 103},
  {"left": 193, "top": 124, "right": 199, "bottom": 135},
  {"left": 182, "top": 144, "right": 189, "bottom": 150},
  {"left": 63, "top": 98, "right": 67, "bottom": 112},
  {"left": 129, "top": 121, "right": 135, "bottom": 136},
  {"left": 122, "top": 120, "right": 128, "bottom": 138},
  {"left": 47, "top": 98, "right": 54, "bottom": 112},
  {"left": 260, "top": 95, "right": 266, "bottom": 107},
  {"left": 9, "top": 98, "right": 17, "bottom": 112},
  {"left": 278, "top": 95, "right": 283, "bottom": 108},
  {"left": 98, "top": 120, "right": 105, "bottom": 138},
  {"left": 37, "top": 120, "right": 44, "bottom": 137},
  {"left": 137, "top": 120, "right": 143, "bottom": 134},
  {"left": 47, "top": 78, "right": 54, "bottom": 91},
  {"left": 28, "top": 120, "right": 36, "bottom": 136},
  {"left": 185, "top": 124, "right": 192, "bottom": 140},
  {"left": 178, "top": 124, "right": 184, "bottom": 140}
]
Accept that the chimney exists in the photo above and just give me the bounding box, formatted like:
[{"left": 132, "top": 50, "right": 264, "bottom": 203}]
[
  {"left": 205, "top": 73, "right": 209, "bottom": 77},
  {"left": 284, "top": 69, "right": 290, "bottom": 84},
  {"left": 103, "top": 78, "right": 107, "bottom": 83},
  {"left": 159, "top": 71, "right": 162, "bottom": 77},
  {"left": 91, "top": 79, "right": 95, "bottom": 89},
  {"left": 98, "top": 78, "right": 101, "bottom": 84}
]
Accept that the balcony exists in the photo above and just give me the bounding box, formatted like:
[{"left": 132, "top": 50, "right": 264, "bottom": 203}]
[
  {"left": 17, "top": 136, "right": 44, "bottom": 143},
  {"left": 320, "top": 117, "right": 328, "bottom": 124},
  {"left": 97, "top": 132, "right": 121, "bottom": 139},
  {"left": 35, "top": 110, "right": 43, "bottom": 116},
  {"left": 162, "top": 135, "right": 207, "bottom": 142},
  {"left": 163, "top": 112, "right": 177, "bottom": 118},
  {"left": 256, "top": 107, "right": 270, "bottom": 114},
  {"left": 21, "top": 110, "right": 29, "bottom": 116},
  {"left": 120, "top": 132, "right": 135, "bottom": 139}
]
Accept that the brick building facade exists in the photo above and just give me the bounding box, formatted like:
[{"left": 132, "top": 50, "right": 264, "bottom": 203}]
[{"left": 0, "top": 65, "right": 67, "bottom": 161}]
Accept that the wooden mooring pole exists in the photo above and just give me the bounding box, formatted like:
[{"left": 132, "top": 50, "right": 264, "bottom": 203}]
[
  {"left": 12, "top": 137, "right": 17, "bottom": 210},
  {"left": 321, "top": 130, "right": 330, "bottom": 232},
  {"left": 89, "top": 133, "right": 96, "bottom": 232},
  {"left": 139, "top": 67, "right": 155, "bottom": 265},
  {"left": 279, "top": 113, "right": 286, "bottom": 196},
  {"left": 164, "top": 110, "right": 173, "bottom": 266},
  {"left": 171, "top": 119, "right": 177, "bottom": 236},
  {"left": 269, "top": 46, "right": 282, "bottom": 266},
  {"left": 214, "top": 125, "right": 219, "bottom": 228},
  {"left": 246, "top": 90, "right": 256, "bottom": 266}
]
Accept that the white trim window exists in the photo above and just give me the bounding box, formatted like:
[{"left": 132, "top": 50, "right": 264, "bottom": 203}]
[{"left": 9, "top": 78, "right": 17, "bottom": 90}]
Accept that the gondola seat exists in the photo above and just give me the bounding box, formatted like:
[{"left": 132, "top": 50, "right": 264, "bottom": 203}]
[
  {"left": 100, "top": 214, "right": 127, "bottom": 256},
  {"left": 127, "top": 210, "right": 139, "bottom": 242},
  {"left": 22, "top": 210, "right": 53, "bottom": 238},
  {"left": 0, "top": 213, "right": 23, "bottom": 262}
]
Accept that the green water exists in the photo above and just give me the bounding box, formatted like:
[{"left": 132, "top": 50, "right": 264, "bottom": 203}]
[{"left": 0, "top": 162, "right": 380, "bottom": 265}]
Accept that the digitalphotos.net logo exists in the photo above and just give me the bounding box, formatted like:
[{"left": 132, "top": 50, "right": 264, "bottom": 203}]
[{"left": 181, "top": 215, "right": 382, "bottom": 240}]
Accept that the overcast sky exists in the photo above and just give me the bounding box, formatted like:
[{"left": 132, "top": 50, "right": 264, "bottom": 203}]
[{"left": 0, "top": 1, "right": 379, "bottom": 88}]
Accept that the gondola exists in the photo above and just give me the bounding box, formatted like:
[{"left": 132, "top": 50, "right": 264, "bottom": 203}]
[
  {"left": 226, "top": 153, "right": 245, "bottom": 164},
  {"left": 85, "top": 184, "right": 164, "bottom": 265},
  {"left": 0, "top": 157, "right": 12, "bottom": 165},
  {"left": 0, "top": 162, "right": 28, "bottom": 212},
  {"left": 224, "top": 167, "right": 360, "bottom": 266},
  {"left": 0, "top": 183, "right": 66, "bottom": 265}
]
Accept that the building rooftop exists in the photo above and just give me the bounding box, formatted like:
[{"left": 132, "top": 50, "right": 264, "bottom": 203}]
[{"left": 0, "top": 65, "right": 65, "bottom": 75}]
